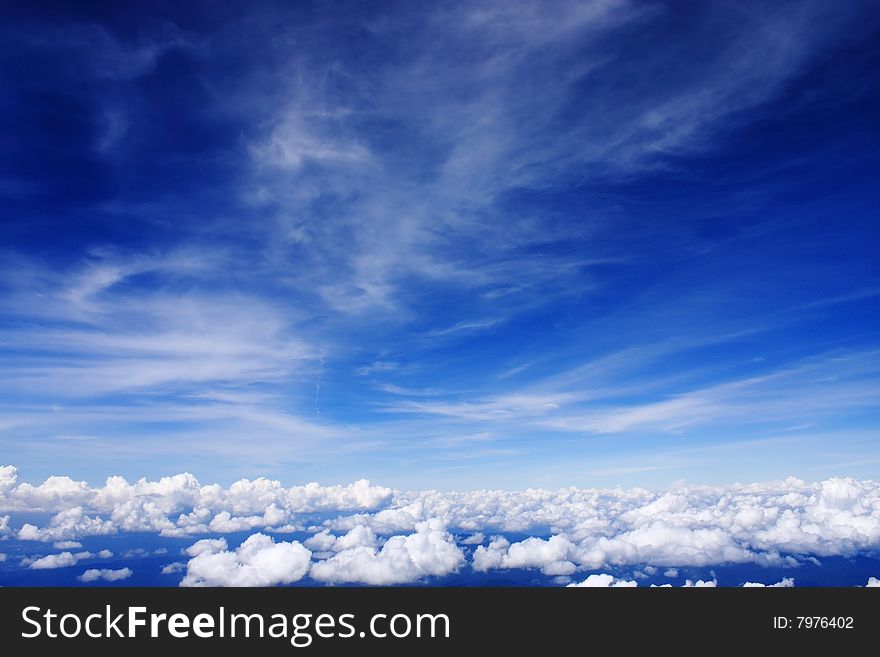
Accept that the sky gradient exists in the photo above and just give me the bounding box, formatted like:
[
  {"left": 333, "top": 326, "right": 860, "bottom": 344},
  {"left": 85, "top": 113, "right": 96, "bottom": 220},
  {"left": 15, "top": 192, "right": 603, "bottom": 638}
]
[{"left": 1, "top": 0, "right": 879, "bottom": 490}]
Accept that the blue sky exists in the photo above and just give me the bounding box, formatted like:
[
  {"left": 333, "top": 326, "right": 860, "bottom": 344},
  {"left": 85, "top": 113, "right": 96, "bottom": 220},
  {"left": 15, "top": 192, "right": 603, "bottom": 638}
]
[{"left": 1, "top": 0, "right": 878, "bottom": 490}]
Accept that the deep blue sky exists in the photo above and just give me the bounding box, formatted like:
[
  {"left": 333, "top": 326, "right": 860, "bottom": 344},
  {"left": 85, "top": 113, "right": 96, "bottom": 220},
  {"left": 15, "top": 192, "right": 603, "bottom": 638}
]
[{"left": 1, "top": 0, "right": 878, "bottom": 489}]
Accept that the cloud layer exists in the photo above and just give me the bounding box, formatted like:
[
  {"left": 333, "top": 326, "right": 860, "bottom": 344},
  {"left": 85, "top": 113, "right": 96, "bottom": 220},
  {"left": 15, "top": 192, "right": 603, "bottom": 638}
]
[{"left": 3, "top": 465, "right": 880, "bottom": 585}]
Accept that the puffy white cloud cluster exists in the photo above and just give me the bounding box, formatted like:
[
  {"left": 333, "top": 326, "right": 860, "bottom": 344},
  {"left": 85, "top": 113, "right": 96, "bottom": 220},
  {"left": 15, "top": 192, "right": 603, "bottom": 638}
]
[
  {"left": 566, "top": 575, "right": 725, "bottom": 587},
  {"left": 18, "top": 507, "right": 115, "bottom": 542},
  {"left": 4, "top": 465, "right": 880, "bottom": 584},
  {"left": 473, "top": 535, "right": 576, "bottom": 576},
  {"left": 1, "top": 514, "right": 13, "bottom": 539},
  {"left": 346, "top": 475, "right": 880, "bottom": 573},
  {"left": 180, "top": 533, "right": 312, "bottom": 587},
  {"left": 648, "top": 579, "right": 718, "bottom": 587},
  {"left": 567, "top": 574, "right": 638, "bottom": 587},
  {"left": 185, "top": 538, "right": 227, "bottom": 557},
  {"left": 866, "top": 577, "right": 879, "bottom": 587},
  {"left": 309, "top": 519, "right": 464, "bottom": 585},
  {"left": 27, "top": 551, "right": 89, "bottom": 569},
  {"left": 176, "top": 521, "right": 464, "bottom": 586},
  {"left": 0, "top": 465, "right": 392, "bottom": 541},
  {"left": 25, "top": 548, "right": 113, "bottom": 569},
  {"left": 78, "top": 567, "right": 132, "bottom": 582},
  {"left": 460, "top": 532, "right": 485, "bottom": 545},
  {"left": 0, "top": 466, "right": 19, "bottom": 496},
  {"left": 742, "top": 577, "right": 794, "bottom": 587}
]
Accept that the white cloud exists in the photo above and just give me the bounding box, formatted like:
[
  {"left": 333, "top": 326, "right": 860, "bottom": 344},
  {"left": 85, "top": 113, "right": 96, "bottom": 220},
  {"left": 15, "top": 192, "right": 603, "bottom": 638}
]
[
  {"left": 648, "top": 579, "right": 718, "bottom": 588},
  {"left": 18, "top": 507, "right": 115, "bottom": 542},
  {"left": 185, "top": 538, "right": 228, "bottom": 558},
  {"left": 161, "top": 562, "right": 186, "bottom": 575},
  {"left": 567, "top": 574, "right": 638, "bottom": 587},
  {"left": 78, "top": 567, "right": 133, "bottom": 582},
  {"left": 0, "top": 466, "right": 17, "bottom": 495},
  {"left": 663, "top": 568, "right": 679, "bottom": 578},
  {"left": 29, "top": 551, "right": 92, "bottom": 570},
  {"left": 460, "top": 532, "right": 485, "bottom": 545},
  {"left": 471, "top": 536, "right": 509, "bottom": 572},
  {"left": 0, "top": 553, "right": 6, "bottom": 562},
  {"left": 53, "top": 540, "right": 83, "bottom": 549},
  {"left": 742, "top": 577, "right": 794, "bottom": 587},
  {"left": 479, "top": 535, "right": 578, "bottom": 576},
  {"left": 866, "top": 577, "right": 879, "bottom": 588},
  {"left": 303, "top": 530, "right": 338, "bottom": 553},
  {"left": 180, "top": 533, "right": 312, "bottom": 587},
  {"left": 309, "top": 519, "right": 464, "bottom": 585}
]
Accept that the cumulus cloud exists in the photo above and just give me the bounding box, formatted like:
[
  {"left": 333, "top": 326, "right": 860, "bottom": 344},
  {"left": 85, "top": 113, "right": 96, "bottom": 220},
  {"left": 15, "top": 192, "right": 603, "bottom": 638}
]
[
  {"left": 567, "top": 574, "right": 724, "bottom": 587},
  {"left": 567, "top": 574, "right": 638, "bottom": 587},
  {"left": 161, "top": 562, "right": 186, "bottom": 575},
  {"left": 470, "top": 536, "right": 507, "bottom": 571},
  {"left": 53, "top": 540, "right": 83, "bottom": 549},
  {"left": 180, "top": 533, "right": 311, "bottom": 587},
  {"left": 28, "top": 551, "right": 85, "bottom": 569},
  {"left": 0, "top": 514, "right": 12, "bottom": 539},
  {"left": 866, "top": 577, "right": 879, "bottom": 587},
  {"left": 185, "top": 538, "right": 228, "bottom": 557},
  {"left": 0, "top": 466, "right": 16, "bottom": 495},
  {"left": 742, "top": 577, "right": 794, "bottom": 587},
  {"left": 78, "top": 567, "right": 132, "bottom": 582},
  {"left": 474, "top": 535, "right": 576, "bottom": 576},
  {"left": 460, "top": 532, "right": 485, "bottom": 545},
  {"left": 23, "top": 546, "right": 113, "bottom": 570},
  {"left": 18, "top": 507, "right": 115, "bottom": 542},
  {"left": 309, "top": 520, "right": 464, "bottom": 585}
]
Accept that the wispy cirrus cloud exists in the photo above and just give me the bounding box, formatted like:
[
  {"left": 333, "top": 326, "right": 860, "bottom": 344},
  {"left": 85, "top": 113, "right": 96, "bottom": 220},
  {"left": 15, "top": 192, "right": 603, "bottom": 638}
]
[
  {"left": 382, "top": 348, "right": 880, "bottom": 434},
  {"left": 0, "top": 252, "right": 317, "bottom": 398}
]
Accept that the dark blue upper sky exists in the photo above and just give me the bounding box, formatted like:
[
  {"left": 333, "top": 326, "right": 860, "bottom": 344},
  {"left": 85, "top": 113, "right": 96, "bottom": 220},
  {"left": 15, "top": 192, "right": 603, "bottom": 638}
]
[{"left": 1, "top": 0, "right": 878, "bottom": 489}]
